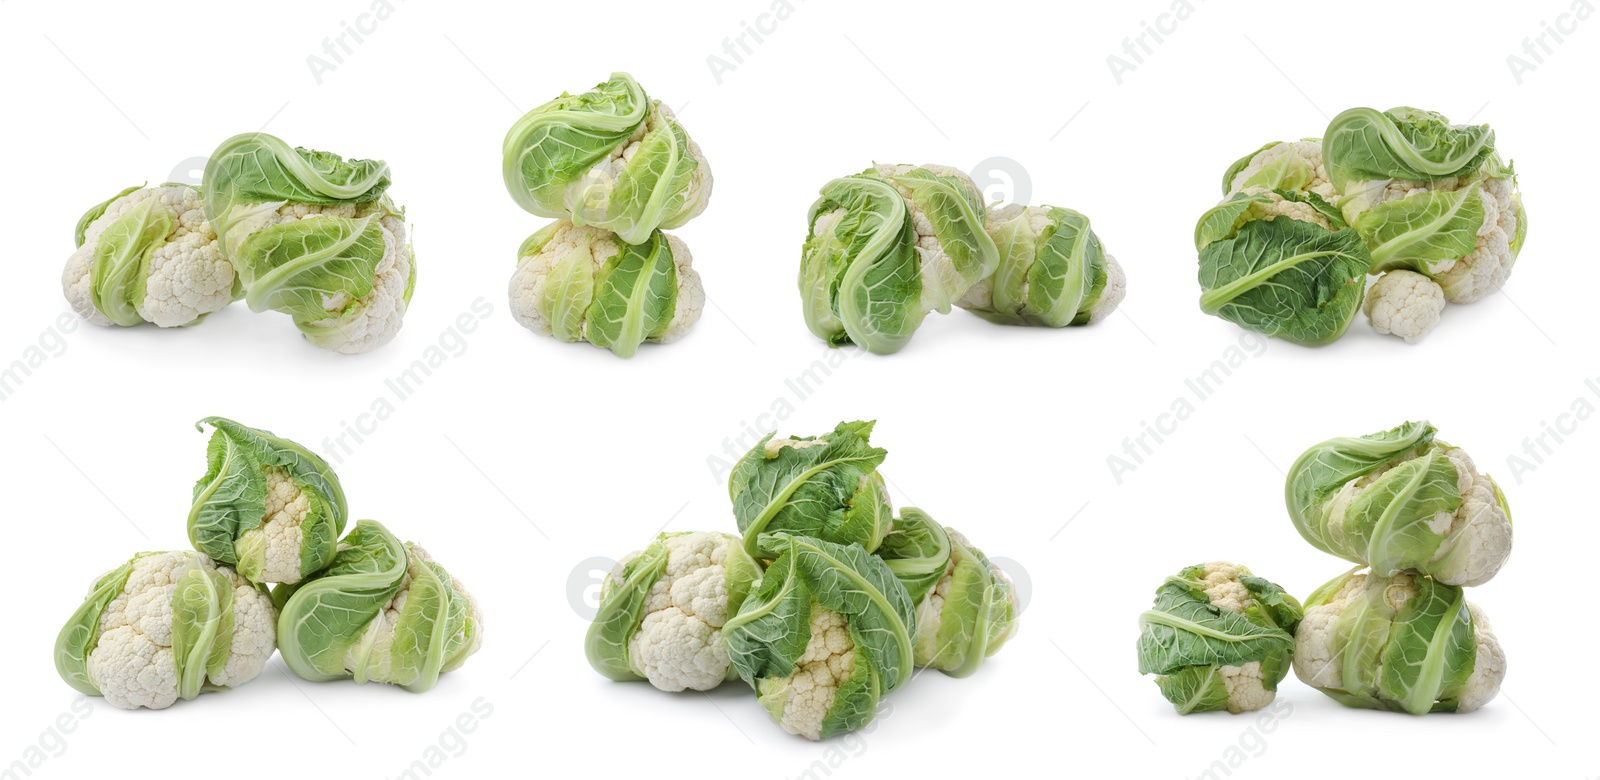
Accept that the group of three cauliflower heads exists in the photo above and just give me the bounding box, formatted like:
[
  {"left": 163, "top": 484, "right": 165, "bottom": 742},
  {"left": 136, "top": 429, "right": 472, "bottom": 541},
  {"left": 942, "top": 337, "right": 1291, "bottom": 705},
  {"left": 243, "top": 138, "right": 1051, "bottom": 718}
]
[
  {"left": 1138, "top": 421, "right": 1513, "bottom": 716},
  {"left": 587, "top": 421, "right": 1020, "bottom": 741},
  {"left": 55, "top": 418, "right": 482, "bottom": 710},
  {"left": 1197, "top": 106, "right": 1526, "bottom": 345},
  {"left": 62, "top": 134, "right": 415, "bottom": 354}
]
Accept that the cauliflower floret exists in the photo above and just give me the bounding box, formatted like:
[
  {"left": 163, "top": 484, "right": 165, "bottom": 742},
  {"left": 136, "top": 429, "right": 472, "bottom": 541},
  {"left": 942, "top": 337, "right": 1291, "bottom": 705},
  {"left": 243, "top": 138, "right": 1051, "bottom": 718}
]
[
  {"left": 236, "top": 468, "right": 311, "bottom": 584},
  {"left": 85, "top": 551, "right": 275, "bottom": 710},
  {"left": 617, "top": 532, "right": 738, "bottom": 692},
  {"left": 1456, "top": 604, "right": 1505, "bottom": 713},
  {"left": 62, "top": 185, "right": 234, "bottom": 327},
  {"left": 1227, "top": 140, "right": 1338, "bottom": 201},
  {"left": 508, "top": 222, "right": 702, "bottom": 349},
  {"left": 873, "top": 163, "right": 985, "bottom": 312},
  {"left": 767, "top": 606, "right": 857, "bottom": 741},
  {"left": 1218, "top": 662, "right": 1272, "bottom": 714},
  {"left": 1431, "top": 448, "right": 1514, "bottom": 587},
  {"left": 1195, "top": 561, "right": 1253, "bottom": 614},
  {"left": 1364, "top": 270, "right": 1445, "bottom": 343},
  {"left": 1229, "top": 186, "right": 1335, "bottom": 229}
]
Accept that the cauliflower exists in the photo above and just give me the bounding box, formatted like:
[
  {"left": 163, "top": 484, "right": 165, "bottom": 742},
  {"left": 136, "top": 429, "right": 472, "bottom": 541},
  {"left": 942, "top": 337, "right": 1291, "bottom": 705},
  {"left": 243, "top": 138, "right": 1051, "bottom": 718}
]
[
  {"left": 1364, "top": 270, "right": 1445, "bottom": 343},
  {"left": 912, "top": 528, "right": 1019, "bottom": 677},
  {"left": 62, "top": 184, "right": 234, "bottom": 328},
  {"left": 1137, "top": 561, "right": 1301, "bottom": 715},
  {"left": 344, "top": 542, "right": 484, "bottom": 685},
  {"left": 1295, "top": 570, "right": 1503, "bottom": 714},
  {"left": 958, "top": 204, "right": 1126, "bottom": 327},
  {"left": 233, "top": 469, "right": 313, "bottom": 584},
  {"left": 757, "top": 606, "right": 861, "bottom": 741},
  {"left": 509, "top": 221, "right": 703, "bottom": 358},
  {"left": 1431, "top": 447, "right": 1515, "bottom": 587},
  {"left": 612, "top": 532, "right": 743, "bottom": 692},
  {"left": 236, "top": 201, "right": 414, "bottom": 354},
  {"left": 59, "top": 551, "right": 276, "bottom": 710}
]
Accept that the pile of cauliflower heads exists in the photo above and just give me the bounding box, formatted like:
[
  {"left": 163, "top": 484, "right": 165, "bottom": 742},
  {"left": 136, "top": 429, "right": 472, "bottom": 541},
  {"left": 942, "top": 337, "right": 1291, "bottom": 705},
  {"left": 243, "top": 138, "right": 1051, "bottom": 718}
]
[
  {"left": 54, "top": 417, "right": 482, "bottom": 710},
  {"left": 1195, "top": 106, "right": 1526, "bottom": 345},
  {"left": 800, "top": 165, "right": 1127, "bottom": 355},
  {"left": 62, "top": 134, "right": 415, "bottom": 354},
  {"left": 502, "top": 73, "right": 711, "bottom": 359},
  {"left": 1138, "top": 420, "right": 1513, "bottom": 716},
  {"left": 586, "top": 421, "right": 1020, "bottom": 741}
]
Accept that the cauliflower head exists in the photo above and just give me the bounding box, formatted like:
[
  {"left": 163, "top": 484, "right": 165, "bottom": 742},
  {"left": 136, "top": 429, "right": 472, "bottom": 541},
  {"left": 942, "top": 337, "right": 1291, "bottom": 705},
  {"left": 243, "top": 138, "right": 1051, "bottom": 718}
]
[
  {"left": 872, "top": 163, "right": 998, "bottom": 313},
  {"left": 1224, "top": 140, "right": 1338, "bottom": 202},
  {"left": 63, "top": 184, "right": 235, "bottom": 328},
  {"left": 912, "top": 528, "right": 1019, "bottom": 677},
  {"left": 1295, "top": 569, "right": 1503, "bottom": 714},
  {"left": 509, "top": 221, "right": 702, "bottom": 358},
  {"left": 1137, "top": 561, "right": 1302, "bottom": 714},
  {"left": 959, "top": 204, "right": 1125, "bottom": 327},
  {"left": 55, "top": 551, "right": 276, "bottom": 710}
]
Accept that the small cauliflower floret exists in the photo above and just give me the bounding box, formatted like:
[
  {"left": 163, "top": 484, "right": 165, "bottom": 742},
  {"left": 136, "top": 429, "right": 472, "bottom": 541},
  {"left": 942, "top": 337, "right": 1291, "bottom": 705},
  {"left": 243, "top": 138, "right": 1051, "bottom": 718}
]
[
  {"left": 1217, "top": 662, "right": 1272, "bottom": 714},
  {"left": 237, "top": 468, "right": 311, "bottom": 584},
  {"left": 1431, "top": 448, "right": 1514, "bottom": 587},
  {"left": 616, "top": 532, "right": 738, "bottom": 692},
  {"left": 85, "top": 552, "right": 275, "bottom": 710},
  {"left": 1364, "top": 270, "right": 1445, "bottom": 343},
  {"left": 62, "top": 185, "right": 234, "bottom": 328},
  {"left": 766, "top": 606, "right": 857, "bottom": 741},
  {"left": 1227, "top": 140, "right": 1338, "bottom": 201}
]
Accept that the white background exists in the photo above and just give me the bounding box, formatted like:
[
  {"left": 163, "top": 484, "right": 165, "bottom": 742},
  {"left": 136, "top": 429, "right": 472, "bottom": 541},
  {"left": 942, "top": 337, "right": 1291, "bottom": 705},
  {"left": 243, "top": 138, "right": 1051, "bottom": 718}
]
[{"left": 1, "top": 0, "right": 1595, "bottom": 777}]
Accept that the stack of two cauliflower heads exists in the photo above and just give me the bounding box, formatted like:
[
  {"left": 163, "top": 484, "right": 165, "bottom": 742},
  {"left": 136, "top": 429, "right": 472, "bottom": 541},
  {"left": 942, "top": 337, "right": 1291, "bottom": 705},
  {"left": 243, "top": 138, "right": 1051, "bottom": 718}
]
[
  {"left": 1196, "top": 106, "right": 1525, "bottom": 345},
  {"left": 503, "top": 73, "right": 712, "bottom": 358},
  {"left": 54, "top": 418, "right": 483, "bottom": 711},
  {"left": 1138, "top": 421, "right": 1513, "bottom": 716},
  {"left": 586, "top": 421, "right": 1021, "bottom": 741},
  {"left": 62, "top": 134, "right": 415, "bottom": 354}
]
